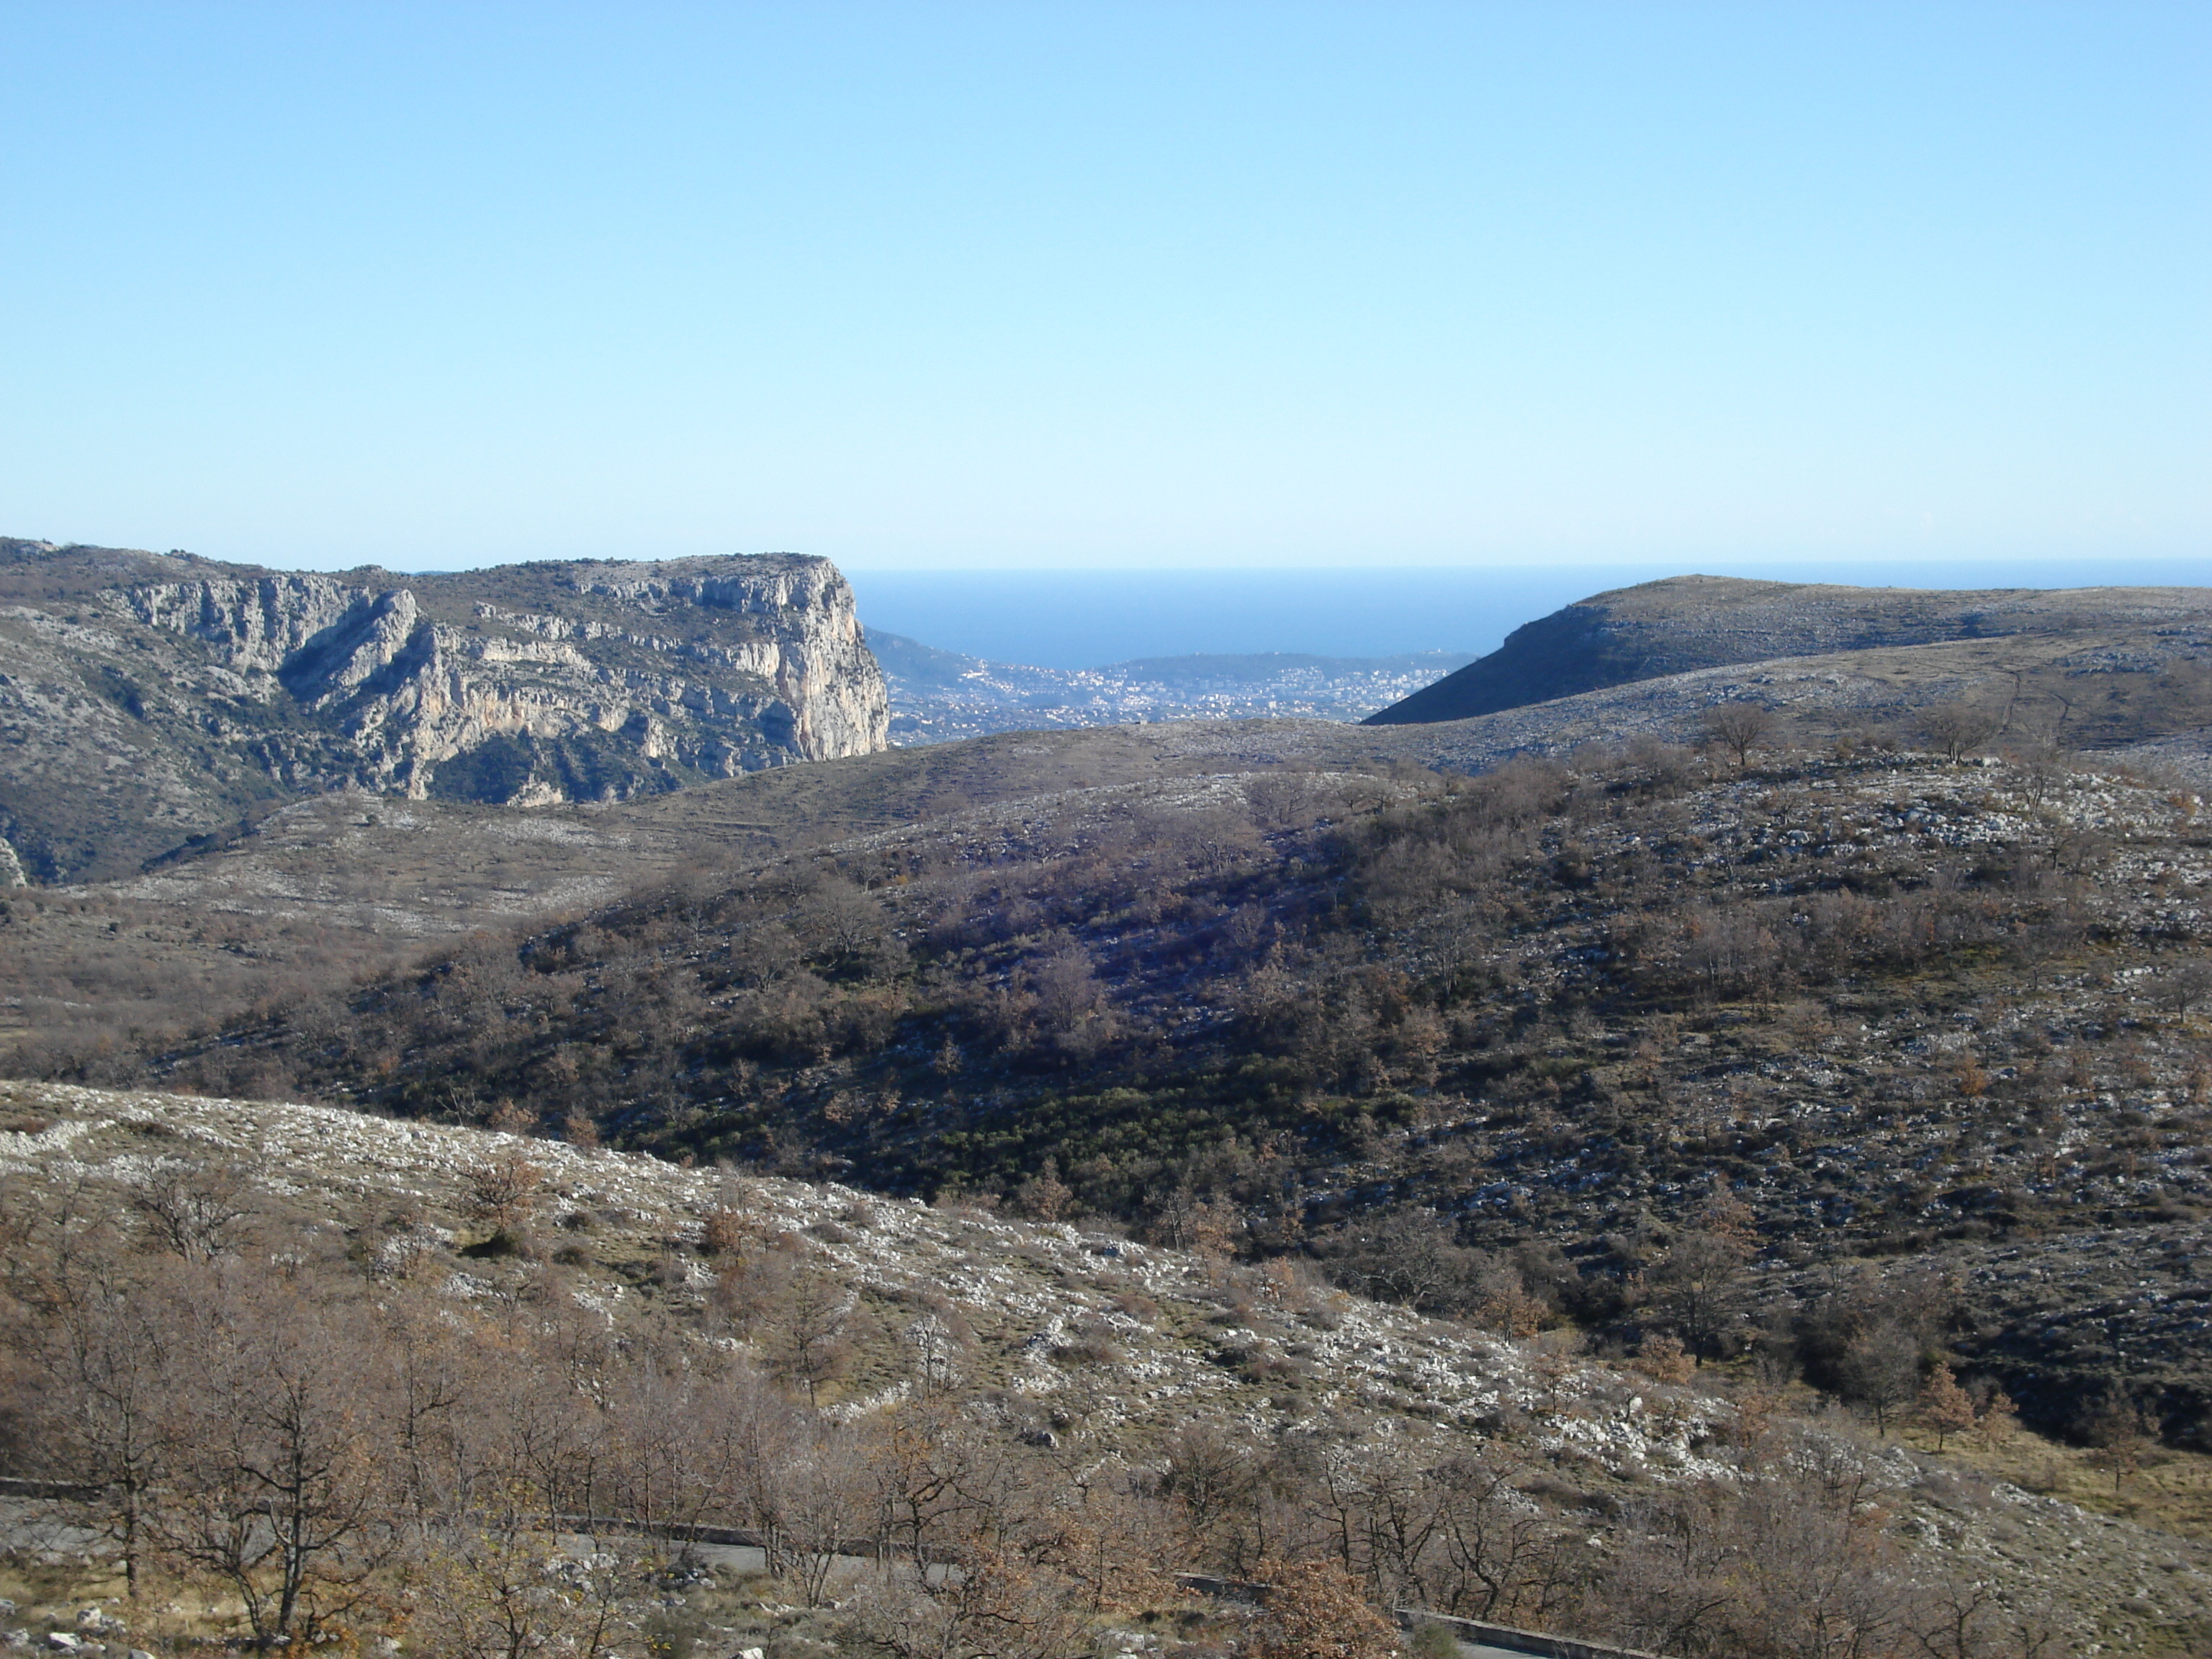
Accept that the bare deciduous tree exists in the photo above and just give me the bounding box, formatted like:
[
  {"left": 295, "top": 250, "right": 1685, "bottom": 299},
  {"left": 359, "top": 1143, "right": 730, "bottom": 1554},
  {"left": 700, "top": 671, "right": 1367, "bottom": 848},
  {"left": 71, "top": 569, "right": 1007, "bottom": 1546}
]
[
  {"left": 844, "top": 1539, "right": 1090, "bottom": 1659},
  {"left": 1920, "top": 702, "right": 2002, "bottom": 763},
  {"left": 1025, "top": 943, "right": 1117, "bottom": 1061},
  {"left": 35, "top": 1251, "right": 184, "bottom": 1596},
  {"left": 1704, "top": 701, "right": 1774, "bottom": 768},
  {"left": 408, "top": 1500, "right": 637, "bottom": 1659},
  {"left": 1837, "top": 1321, "right": 1922, "bottom": 1436},
  {"left": 463, "top": 1148, "right": 544, "bottom": 1242},
  {"left": 133, "top": 1156, "right": 258, "bottom": 1264},
  {"left": 1650, "top": 1185, "right": 1759, "bottom": 1356},
  {"left": 2157, "top": 957, "right": 2212, "bottom": 1019},
  {"left": 765, "top": 1267, "right": 855, "bottom": 1408},
  {"left": 770, "top": 1418, "right": 873, "bottom": 1606},
  {"left": 155, "top": 1270, "right": 401, "bottom": 1643},
  {"left": 2080, "top": 1394, "right": 2158, "bottom": 1493}
]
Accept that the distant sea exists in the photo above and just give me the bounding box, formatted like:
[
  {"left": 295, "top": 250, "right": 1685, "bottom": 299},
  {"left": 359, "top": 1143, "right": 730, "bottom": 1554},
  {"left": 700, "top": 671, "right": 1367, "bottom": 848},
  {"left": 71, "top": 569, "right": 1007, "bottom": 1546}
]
[{"left": 842, "top": 557, "right": 2212, "bottom": 670}]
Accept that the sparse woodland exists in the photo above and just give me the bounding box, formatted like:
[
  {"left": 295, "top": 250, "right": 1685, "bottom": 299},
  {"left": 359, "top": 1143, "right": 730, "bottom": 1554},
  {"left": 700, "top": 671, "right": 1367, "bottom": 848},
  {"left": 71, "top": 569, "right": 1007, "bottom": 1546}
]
[
  {"left": 0, "top": 1094, "right": 2157, "bottom": 1657},
  {"left": 30, "top": 733, "right": 2212, "bottom": 1457},
  {"left": 6, "top": 673, "right": 2212, "bottom": 1650}
]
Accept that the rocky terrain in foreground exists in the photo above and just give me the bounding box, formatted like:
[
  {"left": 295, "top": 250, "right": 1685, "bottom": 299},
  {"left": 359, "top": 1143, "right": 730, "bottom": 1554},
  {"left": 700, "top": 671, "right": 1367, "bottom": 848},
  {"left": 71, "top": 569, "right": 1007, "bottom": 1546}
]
[
  {"left": 0, "top": 539, "right": 887, "bottom": 882},
  {"left": 1, "top": 1084, "right": 2206, "bottom": 1655}
]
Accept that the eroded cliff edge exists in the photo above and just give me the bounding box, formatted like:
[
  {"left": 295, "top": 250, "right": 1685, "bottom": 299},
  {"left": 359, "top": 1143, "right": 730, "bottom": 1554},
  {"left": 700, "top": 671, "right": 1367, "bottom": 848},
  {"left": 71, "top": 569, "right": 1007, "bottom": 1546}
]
[{"left": 0, "top": 541, "right": 889, "bottom": 880}]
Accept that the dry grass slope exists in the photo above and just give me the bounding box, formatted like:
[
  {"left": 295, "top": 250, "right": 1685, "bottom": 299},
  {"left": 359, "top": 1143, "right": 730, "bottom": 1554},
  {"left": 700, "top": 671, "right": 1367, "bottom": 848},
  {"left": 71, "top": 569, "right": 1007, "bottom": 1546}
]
[{"left": 0, "top": 1082, "right": 2206, "bottom": 1655}]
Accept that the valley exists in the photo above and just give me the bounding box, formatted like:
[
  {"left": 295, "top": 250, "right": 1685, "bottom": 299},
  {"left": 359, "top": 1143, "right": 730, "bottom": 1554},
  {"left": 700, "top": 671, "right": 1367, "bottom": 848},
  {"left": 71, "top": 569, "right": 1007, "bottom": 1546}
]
[
  {"left": 4, "top": 552, "right": 2212, "bottom": 1654},
  {"left": 870, "top": 633, "right": 1473, "bottom": 743}
]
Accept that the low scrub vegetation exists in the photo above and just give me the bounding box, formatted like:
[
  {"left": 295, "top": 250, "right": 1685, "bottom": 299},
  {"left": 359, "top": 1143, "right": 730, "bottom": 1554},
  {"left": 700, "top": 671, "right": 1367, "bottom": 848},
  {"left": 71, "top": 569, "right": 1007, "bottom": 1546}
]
[
  {"left": 27, "top": 742, "right": 2212, "bottom": 1455},
  {"left": 3, "top": 1094, "right": 2188, "bottom": 1656}
]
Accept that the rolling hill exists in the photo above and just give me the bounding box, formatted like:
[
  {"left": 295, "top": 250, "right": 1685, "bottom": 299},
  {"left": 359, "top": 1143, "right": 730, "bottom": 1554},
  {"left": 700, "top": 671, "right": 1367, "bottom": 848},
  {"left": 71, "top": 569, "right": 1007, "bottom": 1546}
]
[{"left": 1366, "top": 575, "right": 2212, "bottom": 731}]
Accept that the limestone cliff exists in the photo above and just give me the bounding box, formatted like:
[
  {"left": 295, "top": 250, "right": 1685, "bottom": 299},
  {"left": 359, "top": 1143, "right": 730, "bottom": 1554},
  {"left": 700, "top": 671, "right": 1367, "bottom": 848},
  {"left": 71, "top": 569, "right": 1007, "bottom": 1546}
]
[{"left": 0, "top": 541, "right": 888, "bottom": 880}]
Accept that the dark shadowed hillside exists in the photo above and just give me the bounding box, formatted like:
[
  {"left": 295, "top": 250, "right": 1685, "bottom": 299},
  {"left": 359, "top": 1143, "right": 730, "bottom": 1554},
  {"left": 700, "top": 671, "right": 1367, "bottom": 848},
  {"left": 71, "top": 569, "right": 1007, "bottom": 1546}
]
[
  {"left": 0, "top": 719, "right": 1415, "bottom": 1056},
  {"left": 44, "top": 732, "right": 2212, "bottom": 1469}
]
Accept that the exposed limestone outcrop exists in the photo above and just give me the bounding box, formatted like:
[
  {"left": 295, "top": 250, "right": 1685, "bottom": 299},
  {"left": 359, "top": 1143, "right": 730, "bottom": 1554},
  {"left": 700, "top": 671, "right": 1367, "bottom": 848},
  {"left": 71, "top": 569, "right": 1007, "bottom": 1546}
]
[
  {"left": 118, "top": 562, "right": 886, "bottom": 794},
  {"left": 0, "top": 541, "right": 888, "bottom": 879}
]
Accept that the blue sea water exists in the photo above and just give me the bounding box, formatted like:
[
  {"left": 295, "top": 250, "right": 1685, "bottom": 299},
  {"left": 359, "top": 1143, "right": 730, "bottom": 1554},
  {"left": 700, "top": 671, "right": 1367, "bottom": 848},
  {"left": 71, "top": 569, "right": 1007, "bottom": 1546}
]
[{"left": 842, "top": 557, "right": 2212, "bottom": 670}]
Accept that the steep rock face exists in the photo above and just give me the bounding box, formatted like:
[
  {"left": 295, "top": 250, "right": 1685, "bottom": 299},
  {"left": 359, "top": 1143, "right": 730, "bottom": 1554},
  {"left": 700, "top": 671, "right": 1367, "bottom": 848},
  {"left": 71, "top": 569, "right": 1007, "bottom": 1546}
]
[
  {"left": 120, "top": 562, "right": 886, "bottom": 793},
  {"left": 1367, "top": 575, "right": 2212, "bottom": 724},
  {"left": 122, "top": 575, "right": 402, "bottom": 680},
  {"left": 0, "top": 541, "right": 887, "bottom": 880}
]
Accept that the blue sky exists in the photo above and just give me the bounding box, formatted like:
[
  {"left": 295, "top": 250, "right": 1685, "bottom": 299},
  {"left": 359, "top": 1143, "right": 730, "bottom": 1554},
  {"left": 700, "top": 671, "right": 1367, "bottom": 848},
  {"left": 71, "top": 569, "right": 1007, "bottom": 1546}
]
[{"left": 1, "top": 1, "right": 2205, "bottom": 574}]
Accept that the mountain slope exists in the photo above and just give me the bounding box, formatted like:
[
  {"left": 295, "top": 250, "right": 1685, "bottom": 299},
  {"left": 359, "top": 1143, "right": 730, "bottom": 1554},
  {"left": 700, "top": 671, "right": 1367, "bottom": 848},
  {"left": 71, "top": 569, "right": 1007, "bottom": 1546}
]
[
  {"left": 0, "top": 719, "right": 1424, "bottom": 1061},
  {"left": 0, "top": 539, "right": 887, "bottom": 881},
  {"left": 0, "top": 1081, "right": 2204, "bottom": 1655},
  {"left": 1366, "top": 575, "right": 2212, "bottom": 725},
  {"left": 55, "top": 737, "right": 2212, "bottom": 1460}
]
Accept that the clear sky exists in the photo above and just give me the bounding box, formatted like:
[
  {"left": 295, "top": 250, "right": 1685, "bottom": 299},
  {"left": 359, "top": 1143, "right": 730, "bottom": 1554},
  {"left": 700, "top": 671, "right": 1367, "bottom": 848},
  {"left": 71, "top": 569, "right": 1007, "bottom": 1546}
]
[{"left": 2, "top": 1, "right": 2205, "bottom": 574}]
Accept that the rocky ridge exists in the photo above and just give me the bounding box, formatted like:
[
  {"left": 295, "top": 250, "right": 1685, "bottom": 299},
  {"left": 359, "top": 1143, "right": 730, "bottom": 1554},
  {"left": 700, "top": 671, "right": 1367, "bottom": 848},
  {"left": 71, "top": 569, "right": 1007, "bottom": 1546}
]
[
  {"left": 1370, "top": 575, "right": 2212, "bottom": 727},
  {"left": 0, "top": 540, "right": 888, "bottom": 881}
]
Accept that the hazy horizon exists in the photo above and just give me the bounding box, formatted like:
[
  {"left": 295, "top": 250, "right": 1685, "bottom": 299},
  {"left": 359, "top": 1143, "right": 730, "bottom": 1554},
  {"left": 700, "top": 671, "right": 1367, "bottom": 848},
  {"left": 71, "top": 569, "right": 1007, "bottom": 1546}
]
[
  {"left": 845, "top": 555, "right": 2212, "bottom": 668},
  {"left": 13, "top": 527, "right": 2206, "bottom": 666}
]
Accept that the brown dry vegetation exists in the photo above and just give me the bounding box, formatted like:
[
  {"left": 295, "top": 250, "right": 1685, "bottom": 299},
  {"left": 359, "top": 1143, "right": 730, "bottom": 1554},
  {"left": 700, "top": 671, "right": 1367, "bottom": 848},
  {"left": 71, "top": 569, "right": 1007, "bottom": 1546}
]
[
  {"left": 9, "top": 571, "right": 2212, "bottom": 1654},
  {"left": 0, "top": 724, "right": 1401, "bottom": 1058},
  {"left": 3, "top": 1093, "right": 2201, "bottom": 1657},
  {"left": 20, "top": 739, "right": 2212, "bottom": 1470}
]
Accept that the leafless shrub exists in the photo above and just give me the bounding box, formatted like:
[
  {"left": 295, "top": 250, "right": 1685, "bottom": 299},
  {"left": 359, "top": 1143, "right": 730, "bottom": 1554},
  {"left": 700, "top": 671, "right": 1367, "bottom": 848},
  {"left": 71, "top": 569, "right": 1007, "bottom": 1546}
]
[
  {"left": 2156, "top": 957, "right": 2212, "bottom": 1018},
  {"left": 1836, "top": 1321, "right": 1922, "bottom": 1435},
  {"left": 1920, "top": 701, "right": 2002, "bottom": 763},
  {"left": 1703, "top": 701, "right": 1774, "bottom": 768},
  {"left": 463, "top": 1148, "right": 544, "bottom": 1240},
  {"left": 132, "top": 1156, "right": 258, "bottom": 1264}
]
